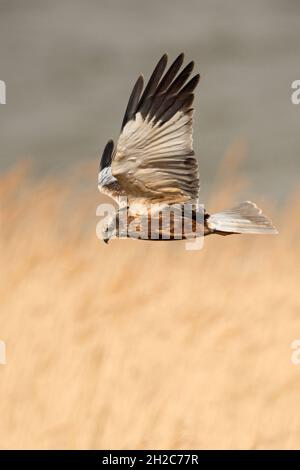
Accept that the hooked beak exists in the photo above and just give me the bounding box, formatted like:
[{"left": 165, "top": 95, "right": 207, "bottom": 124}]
[{"left": 103, "top": 237, "right": 109, "bottom": 244}]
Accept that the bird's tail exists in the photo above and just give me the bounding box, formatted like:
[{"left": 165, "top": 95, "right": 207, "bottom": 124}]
[{"left": 206, "top": 201, "right": 278, "bottom": 235}]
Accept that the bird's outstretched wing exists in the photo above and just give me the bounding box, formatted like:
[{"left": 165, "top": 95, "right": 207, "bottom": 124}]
[
  {"left": 111, "top": 53, "right": 200, "bottom": 204},
  {"left": 99, "top": 139, "right": 114, "bottom": 172}
]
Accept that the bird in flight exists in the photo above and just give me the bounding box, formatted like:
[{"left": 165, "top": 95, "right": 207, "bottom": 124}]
[{"left": 98, "top": 53, "right": 277, "bottom": 243}]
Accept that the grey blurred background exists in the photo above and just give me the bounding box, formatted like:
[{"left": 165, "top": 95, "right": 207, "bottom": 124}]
[{"left": 0, "top": 0, "right": 299, "bottom": 201}]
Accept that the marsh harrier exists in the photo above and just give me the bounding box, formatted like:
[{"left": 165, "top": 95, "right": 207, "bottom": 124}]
[{"left": 98, "top": 53, "right": 277, "bottom": 242}]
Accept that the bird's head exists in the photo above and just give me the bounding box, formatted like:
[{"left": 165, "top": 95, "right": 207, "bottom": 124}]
[{"left": 101, "top": 216, "right": 116, "bottom": 244}]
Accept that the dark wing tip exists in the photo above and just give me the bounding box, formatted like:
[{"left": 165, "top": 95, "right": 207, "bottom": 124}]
[
  {"left": 180, "top": 73, "right": 201, "bottom": 95},
  {"left": 194, "top": 73, "right": 201, "bottom": 85},
  {"left": 99, "top": 139, "right": 114, "bottom": 171},
  {"left": 121, "top": 74, "right": 144, "bottom": 130},
  {"left": 120, "top": 53, "right": 200, "bottom": 131},
  {"left": 152, "top": 62, "right": 199, "bottom": 125},
  {"left": 184, "top": 60, "right": 195, "bottom": 75}
]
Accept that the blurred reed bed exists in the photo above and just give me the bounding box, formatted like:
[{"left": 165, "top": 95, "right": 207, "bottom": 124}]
[{"left": 0, "top": 148, "right": 300, "bottom": 449}]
